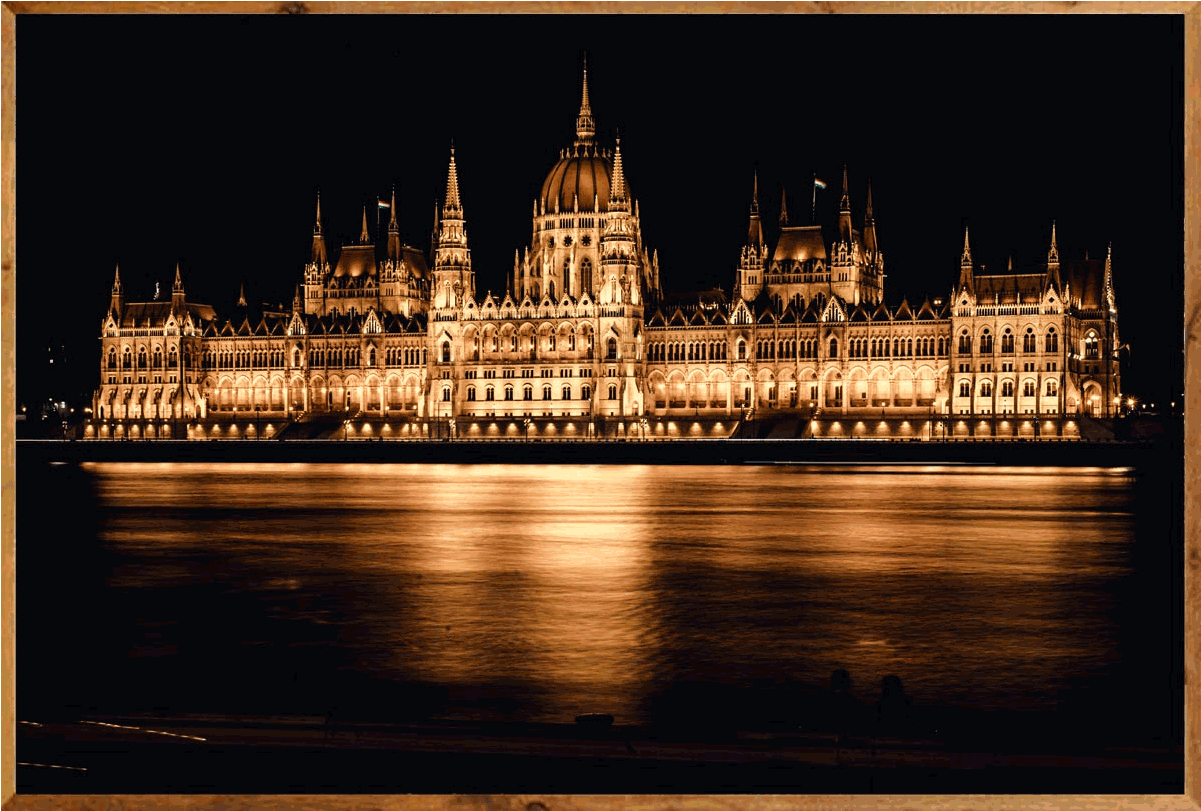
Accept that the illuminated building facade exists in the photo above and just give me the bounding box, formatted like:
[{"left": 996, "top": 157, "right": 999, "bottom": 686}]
[{"left": 88, "top": 65, "right": 1120, "bottom": 440}]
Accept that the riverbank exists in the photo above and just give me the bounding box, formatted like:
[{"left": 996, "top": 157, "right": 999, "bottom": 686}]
[{"left": 16, "top": 436, "right": 1169, "bottom": 466}]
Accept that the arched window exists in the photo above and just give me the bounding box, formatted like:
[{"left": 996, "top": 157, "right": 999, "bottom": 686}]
[
  {"left": 504, "top": 386, "right": 514, "bottom": 401},
  {"left": 442, "top": 386, "right": 451, "bottom": 402},
  {"left": 153, "top": 348, "right": 162, "bottom": 368},
  {"left": 138, "top": 348, "right": 147, "bottom": 369},
  {"left": 368, "top": 346, "right": 376, "bottom": 366},
  {"left": 1023, "top": 379, "right": 1035, "bottom": 397},
  {"left": 1084, "top": 333, "right": 1099, "bottom": 359},
  {"left": 980, "top": 329, "right": 993, "bottom": 354},
  {"left": 108, "top": 348, "right": 117, "bottom": 369},
  {"left": 581, "top": 384, "right": 591, "bottom": 400},
  {"left": 1001, "top": 330, "right": 1014, "bottom": 354},
  {"left": 737, "top": 340, "right": 746, "bottom": 360},
  {"left": 467, "top": 386, "right": 476, "bottom": 401},
  {"left": 1046, "top": 380, "right": 1058, "bottom": 396},
  {"left": 523, "top": 385, "right": 533, "bottom": 400},
  {"left": 829, "top": 338, "right": 838, "bottom": 358},
  {"left": 549, "top": 335, "right": 556, "bottom": 351},
  {"left": 959, "top": 381, "right": 970, "bottom": 397},
  {"left": 1046, "top": 328, "right": 1058, "bottom": 353},
  {"left": 169, "top": 347, "right": 178, "bottom": 368},
  {"left": 561, "top": 385, "right": 572, "bottom": 400},
  {"left": 607, "top": 337, "right": 618, "bottom": 360},
  {"left": 608, "top": 384, "right": 618, "bottom": 400},
  {"left": 1023, "top": 329, "right": 1036, "bottom": 353},
  {"left": 981, "top": 380, "right": 993, "bottom": 397},
  {"left": 293, "top": 348, "right": 301, "bottom": 367},
  {"left": 1001, "top": 380, "right": 1014, "bottom": 397},
  {"left": 485, "top": 386, "right": 495, "bottom": 401},
  {"left": 581, "top": 259, "right": 593, "bottom": 294},
  {"left": 442, "top": 341, "right": 451, "bottom": 363},
  {"left": 542, "top": 385, "right": 552, "bottom": 400}
]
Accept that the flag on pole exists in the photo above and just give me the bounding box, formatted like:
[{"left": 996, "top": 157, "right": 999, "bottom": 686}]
[
  {"left": 378, "top": 199, "right": 390, "bottom": 209},
  {"left": 813, "top": 178, "right": 827, "bottom": 190}
]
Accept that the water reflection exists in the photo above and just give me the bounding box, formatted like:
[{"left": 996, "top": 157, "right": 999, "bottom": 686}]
[{"left": 47, "top": 463, "right": 1149, "bottom": 729}]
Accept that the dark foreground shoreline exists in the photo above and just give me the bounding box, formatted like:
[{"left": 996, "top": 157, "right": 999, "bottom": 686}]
[
  {"left": 17, "top": 437, "right": 1168, "bottom": 467},
  {"left": 17, "top": 711, "right": 1183, "bottom": 794}
]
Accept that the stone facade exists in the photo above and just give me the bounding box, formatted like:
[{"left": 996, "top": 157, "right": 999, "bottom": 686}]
[{"left": 89, "top": 64, "right": 1120, "bottom": 441}]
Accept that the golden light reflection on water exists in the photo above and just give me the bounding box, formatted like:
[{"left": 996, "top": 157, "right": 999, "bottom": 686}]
[{"left": 83, "top": 463, "right": 1142, "bottom": 723}]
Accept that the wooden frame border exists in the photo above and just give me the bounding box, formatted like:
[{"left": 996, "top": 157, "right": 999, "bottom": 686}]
[{"left": 1, "top": 3, "right": 1197, "bottom": 810}]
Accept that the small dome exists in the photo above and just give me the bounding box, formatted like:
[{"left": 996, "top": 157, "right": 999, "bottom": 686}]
[
  {"left": 333, "top": 244, "right": 376, "bottom": 278},
  {"left": 540, "top": 148, "right": 622, "bottom": 216}
]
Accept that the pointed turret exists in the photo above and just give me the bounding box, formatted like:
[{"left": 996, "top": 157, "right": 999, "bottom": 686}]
[
  {"left": 779, "top": 186, "right": 789, "bottom": 226},
  {"left": 433, "top": 143, "right": 473, "bottom": 307},
  {"left": 237, "top": 282, "right": 248, "bottom": 309},
  {"left": 1104, "top": 242, "right": 1116, "bottom": 311},
  {"left": 171, "top": 262, "right": 186, "bottom": 312},
  {"left": 292, "top": 285, "right": 303, "bottom": 315},
  {"left": 838, "top": 164, "right": 853, "bottom": 244},
  {"left": 575, "top": 55, "right": 595, "bottom": 144},
  {"left": 958, "top": 226, "right": 974, "bottom": 293},
  {"left": 386, "top": 184, "right": 401, "bottom": 262},
  {"left": 863, "top": 178, "right": 877, "bottom": 256},
  {"left": 110, "top": 263, "right": 124, "bottom": 320},
  {"left": 1046, "top": 220, "right": 1062, "bottom": 291},
  {"left": 746, "top": 171, "right": 763, "bottom": 248},
  {"left": 359, "top": 206, "right": 370, "bottom": 245},
  {"left": 609, "top": 135, "right": 628, "bottom": 209},
  {"left": 311, "top": 191, "right": 328, "bottom": 267}
]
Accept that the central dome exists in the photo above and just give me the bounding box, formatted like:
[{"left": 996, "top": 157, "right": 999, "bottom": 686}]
[{"left": 540, "top": 148, "right": 615, "bottom": 215}]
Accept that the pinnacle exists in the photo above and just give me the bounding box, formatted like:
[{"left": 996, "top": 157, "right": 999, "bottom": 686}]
[{"left": 444, "top": 145, "right": 462, "bottom": 211}]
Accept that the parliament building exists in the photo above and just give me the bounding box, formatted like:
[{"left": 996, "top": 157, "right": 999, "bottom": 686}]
[{"left": 87, "top": 65, "right": 1121, "bottom": 441}]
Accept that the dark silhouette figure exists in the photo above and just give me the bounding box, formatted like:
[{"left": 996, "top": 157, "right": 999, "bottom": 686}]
[
  {"left": 875, "top": 674, "right": 914, "bottom": 738},
  {"left": 826, "top": 669, "right": 866, "bottom": 763}
]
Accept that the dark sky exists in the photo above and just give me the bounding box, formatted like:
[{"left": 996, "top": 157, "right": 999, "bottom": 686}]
[{"left": 16, "top": 12, "right": 1185, "bottom": 407}]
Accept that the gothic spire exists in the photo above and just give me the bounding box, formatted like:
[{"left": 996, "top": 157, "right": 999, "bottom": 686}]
[
  {"left": 863, "top": 178, "right": 878, "bottom": 256},
  {"left": 746, "top": 172, "right": 763, "bottom": 248},
  {"left": 444, "top": 143, "right": 462, "bottom": 214},
  {"left": 112, "top": 263, "right": 122, "bottom": 294},
  {"left": 609, "top": 135, "right": 627, "bottom": 204},
  {"left": 237, "top": 281, "right": 247, "bottom": 308},
  {"left": 838, "top": 164, "right": 852, "bottom": 243},
  {"left": 1048, "top": 220, "right": 1059, "bottom": 264},
  {"left": 173, "top": 261, "right": 184, "bottom": 293},
  {"left": 779, "top": 186, "right": 789, "bottom": 226},
  {"left": 359, "top": 206, "right": 370, "bottom": 244},
  {"left": 388, "top": 184, "right": 398, "bottom": 230},
  {"left": 311, "top": 192, "right": 328, "bottom": 267},
  {"left": 958, "top": 226, "right": 975, "bottom": 294},
  {"left": 575, "top": 55, "right": 595, "bottom": 143}
]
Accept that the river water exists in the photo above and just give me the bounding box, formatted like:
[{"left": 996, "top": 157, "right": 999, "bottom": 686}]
[{"left": 18, "top": 461, "right": 1182, "bottom": 748}]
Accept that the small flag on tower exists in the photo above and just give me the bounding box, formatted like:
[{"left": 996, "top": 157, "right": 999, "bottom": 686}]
[
  {"left": 378, "top": 199, "right": 390, "bottom": 209},
  {"left": 813, "top": 178, "right": 827, "bottom": 190}
]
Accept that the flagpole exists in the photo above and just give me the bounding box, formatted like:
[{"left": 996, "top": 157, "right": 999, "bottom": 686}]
[{"left": 811, "top": 171, "right": 817, "bottom": 224}]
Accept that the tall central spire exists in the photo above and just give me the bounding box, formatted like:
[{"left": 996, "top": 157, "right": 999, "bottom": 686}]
[
  {"left": 575, "top": 55, "right": 595, "bottom": 144},
  {"left": 444, "top": 143, "right": 462, "bottom": 214}
]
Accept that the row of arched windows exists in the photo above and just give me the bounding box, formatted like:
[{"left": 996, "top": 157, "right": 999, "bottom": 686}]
[
  {"left": 649, "top": 341, "right": 730, "bottom": 362},
  {"left": 201, "top": 348, "right": 287, "bottom": 370},
  {"left": 108, "top": 346, "right": 183, "bottom": 370},
  {"left": 454, "top": 383, "right": 618, "bottom": 403},
  {"left": 466, "top": 383, "right": 597, "bottom": 402},
  {"left": 959, "top": 327, "right": 1059, "bottom": 355},
  {"left": 957, "top": 379, "right": 1059, "bottom": 398}
]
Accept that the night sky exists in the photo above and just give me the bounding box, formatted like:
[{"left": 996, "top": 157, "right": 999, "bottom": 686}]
[{"left": 16, "top": 12, "right": 1185, "bottom": 409}]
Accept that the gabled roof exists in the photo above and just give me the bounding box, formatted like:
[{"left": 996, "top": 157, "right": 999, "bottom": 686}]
[
  {"left": 772, "top": 225, "right": 827, "bottom": 266},
  {"left": 709, "top": 309, "right": 728, "bottom": 325},
  {"left": 915, "top": 299, "right": 937, "bottom": 321},
  {"left": 668, "top": 309, "right": 688, "bottom": 327},
  {"left": 1062, "top": 258, "right": 1105, "bottom": 310},
  {"left": 871, "top": 301, "right": 892, "bottom": 322},
  {"left": 689, "top": 309, "right": 708, "bottom": 326},
  {"left": 850, "top": 304, "right": 870, "bottom": 322},
  {"left": 894, "top": 299, "right": 913, "bottom": 320},
  {"left": 647, "top": 310, "right": 667, "bottom": 327}
]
